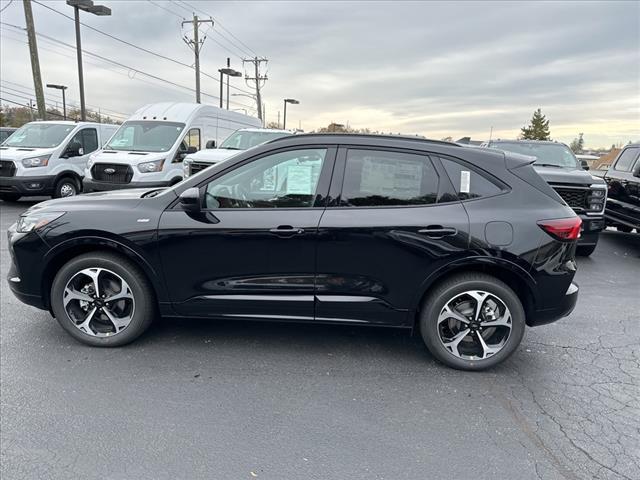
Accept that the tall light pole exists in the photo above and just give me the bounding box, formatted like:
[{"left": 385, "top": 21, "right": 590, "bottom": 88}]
[
  {"left": 218, "top": 68, "right": 242, "bottom": 109},
  {"left": 283, "top": 98, "right": 299, "bottom": 130},
  {"left": 66, "top": 0, "right": 111, "bottom": 121},
  {"left": 46, "top": 84, "right": 68, "bottom": 120}
]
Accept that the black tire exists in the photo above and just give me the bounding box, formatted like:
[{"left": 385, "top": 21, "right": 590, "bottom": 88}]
[
  {"left": 50, "top": 252, "right": 155, "bottom": 347},
  {"left": 419, "top": 273, "right": 526, "bottom": 371},
  {"left": 0, "top": 193, "right": 21, "bottom": 202},
  {"left": 53, "top": 176, "right": 79, "bottom": 198},
  {"left": 576, "top": 244, "right": 597, "bottom": 256}
]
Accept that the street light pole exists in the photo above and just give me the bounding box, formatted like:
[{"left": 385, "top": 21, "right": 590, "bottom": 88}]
[
  {"left": 218, "top": 67, "right": 242, "bottom": 109},
  {"left": 46, "top": 84, "right": 68, "bottom": 120},
  {"left": 283, "top": 98, "right": 299, "bottom": 130},
  {"left": 67, "top": 0, "right": 111, "bottom": 121}
]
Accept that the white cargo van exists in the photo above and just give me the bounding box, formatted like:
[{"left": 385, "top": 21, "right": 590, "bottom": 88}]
[
  {"left": 83, "top": 103, "right": 262, "bottom": 192},
  {"left": 0, "top": 121, "right": 118, "bottom": 201},
  {"left": 183, "top": 127, "right": 293, "bottom": 177}
]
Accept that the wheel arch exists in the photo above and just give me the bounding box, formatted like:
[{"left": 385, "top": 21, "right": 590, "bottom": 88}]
[
  {"left": 53, "top": 170, "right": 83, "bottom": 190},
  {"left": 411, "top": 258, "right": 537, "bottom": 328},
  {"left": 41, "top": 236, "right": 168, "bottom": 313}
]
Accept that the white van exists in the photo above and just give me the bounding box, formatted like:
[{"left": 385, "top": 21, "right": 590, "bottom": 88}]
[
  {"left": 83, "top": 103, "right": 262, "bottom": 192},
  {"left": 0, "top": 121, "right": 118, "bottom": 201},
  {"left": 183, "top": 127, "right": 293, "bottom": 177}
]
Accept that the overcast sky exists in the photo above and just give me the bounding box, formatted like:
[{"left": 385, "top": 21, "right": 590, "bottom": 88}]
[{"left": 1, "top": 0, "right": 638, "bottom": 147}]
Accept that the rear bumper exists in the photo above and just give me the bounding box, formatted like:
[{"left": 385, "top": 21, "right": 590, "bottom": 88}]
[
  {"left": 528, "top": 282, "right": 578, "bottom": 326},
  {"left": 83, "top": 178, "right": 173, "bottom": 192},
  {"left": 0, "top": 175, "right": 56, "bottom": 196}
]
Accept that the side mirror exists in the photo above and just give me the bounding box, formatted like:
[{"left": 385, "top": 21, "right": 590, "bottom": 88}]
[
  {"left": 187, "top": 146, "right": 198, "bottom": 154},
  {"left": 64, "top": 141, "right": 83, "bottom": 158},
  {"left": 206, "top": 140, "right": 216, "bottom": 149},
  {"left": 580, "top": 160, "right": 590, "bottom": 170},
  {"left": 179, "top": 187, "right": 201, "bottom": 212}
]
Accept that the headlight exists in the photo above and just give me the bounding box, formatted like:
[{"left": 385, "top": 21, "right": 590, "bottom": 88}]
[
  {"left": 183, "top": 159, "right": 191, "bottom": 178},
  {"left": 21, "top": 154, "right": 51, "bottom": 168},
  {"left": 137, "top": 159, "right": 165, "bottom": 173},
  {"left": 588, "top": 186, "right": 607, "bottom": 212},
  {"left": 17, "top": 211, "right": 65, "bottom": 233}
]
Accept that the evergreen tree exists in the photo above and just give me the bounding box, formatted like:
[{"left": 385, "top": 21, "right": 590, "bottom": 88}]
[
  {"left": 520, "top": 108, "right": 551, "bottom": 140},
  {"left": 570, "top": 133, "right": 584, "bottom": 153}
]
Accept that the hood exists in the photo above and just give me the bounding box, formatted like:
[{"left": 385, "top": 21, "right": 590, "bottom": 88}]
[
  {"left": 26, "top": 188, "right": 157, "bottom": 214},
  {"left": 185, "top": 148, "right": 240, "bottom": 164},
  {"left": 92, "top": 150, "right": 167, "bottom": 164},
  {"left": 533, "top": 165, "right": 605, "bottom": 186},
  {"left": 0, "top": 146, "right": 56, "bottom": 161}
]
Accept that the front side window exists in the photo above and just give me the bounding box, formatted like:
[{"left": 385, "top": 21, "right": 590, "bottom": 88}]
[
  {"left": 186, "top": 128, "right": 201, "bottom": 150},
  {"left": 4, "top": 123, "right": 75, "bottom": 148},
  {"left": 219, "top": 130, "right": 291, "bottom": 151},
  {"left": 340, "top": 149, "right": 439, "bottom": 207},
  {"left": 105, "top": 121, "right": 185, "bottom": 152},
  {"left": 66, "top": 128, "right": 98, "bottom": 156},
  {"left": 614, "top": 147, "right": 639, "bottom": 172},
  {"left": 204, "top": 148, "right": 326, "bottom": 209},
  {"left": 440, "top": 157, "right": 503, "bottom": 200}
]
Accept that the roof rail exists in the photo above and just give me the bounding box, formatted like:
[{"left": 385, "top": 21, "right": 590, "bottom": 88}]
[{"left": 267, "top": 133, "right": 460, "bottom": 147}]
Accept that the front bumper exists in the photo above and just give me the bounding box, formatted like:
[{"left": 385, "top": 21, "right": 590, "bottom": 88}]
[
  {"left": 578, "top": 215, "right": 605, "bottom": 246},
  {"left": 7, "top": 225, "right": 49, "bottom": 310},
  {"left": 83, "top": 178, "right": 172, "bottom": 192},
  {"left": 528, "top": 282, "right": 579, "bottom": 326},
  {"left": 0, "top": 175, "right": 56, "bottom": 196}
]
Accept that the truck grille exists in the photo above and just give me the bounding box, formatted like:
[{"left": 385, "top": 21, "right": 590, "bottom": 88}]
[
  {"left": 552, "top": 185, "right": 589, "bottom": 212},
  {"left": 91, "top": 163, "right": 133, "bottom": 184},
  {"left": 189, "top": 162, "right": 211, "bottom": 175},
  {"left": 0, "top": 160, "right": 16, "bottom": 177}
]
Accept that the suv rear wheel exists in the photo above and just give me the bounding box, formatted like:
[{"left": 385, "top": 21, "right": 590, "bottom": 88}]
[
  {"left": 50, "top": 252, "right": 155, "bottom": 346},
  {"left": 420, "top": 273, "right": 525, "bottom": 370}
]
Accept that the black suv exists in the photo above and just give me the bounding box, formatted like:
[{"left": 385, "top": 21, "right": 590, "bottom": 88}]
[
  {"left": 602, "top": 143, "right": 640, "bottom": 233},
  {"left": 482, "top": 140, "right": 607, "bottom": 256},
  {"left": 8, "top": 134, "right": 580, "bottom": 370}
]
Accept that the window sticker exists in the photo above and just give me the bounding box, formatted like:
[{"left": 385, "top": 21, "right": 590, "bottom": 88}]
[
  {"left": 286, "top": 164, "right": 314, "bottom": 194},
  {"left": 460, "top": 170, "right": 471, "bottom": 194},
  {"left": 360, "top": 157, "right": 422, "bottom": 198}
]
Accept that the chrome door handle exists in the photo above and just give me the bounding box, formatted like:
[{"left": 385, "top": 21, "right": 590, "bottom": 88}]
[{"left": 418, "top": 226, "right": 458, "bottom": 237}]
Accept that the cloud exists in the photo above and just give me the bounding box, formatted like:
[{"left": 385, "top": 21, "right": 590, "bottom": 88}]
[{"left": 0, "top": 0, "right": 637, "bottom": 147}]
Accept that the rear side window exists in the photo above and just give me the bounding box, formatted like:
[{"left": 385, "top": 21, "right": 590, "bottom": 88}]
[
  {"left": 340, "top": 149, "right": 439, "bottom": 207},
  {"left": 440, "top": 157, "right": 503, "bottom": 200},
  {"left": 614, "top": 148, "right": 639, "bottom": 172}
]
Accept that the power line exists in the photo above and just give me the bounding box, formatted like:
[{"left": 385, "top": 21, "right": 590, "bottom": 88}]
[
  {"left": 0, "top": 0, "right": 14, "bottom": 14},
  {"left": 0, "top": 21, "right": 255, "bottom": 111},
  {"left": 146, "top": 0, "right": 184, "bottom": 20},
  {"left": 30, "top": 1, "right": 257, "bottom": 97}
]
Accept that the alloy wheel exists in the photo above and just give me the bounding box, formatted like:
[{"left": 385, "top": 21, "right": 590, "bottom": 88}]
[
  {"left": 63, "top": 267, "right": 135, "bottom": 337},
  {"left": 437, "top": 290, "right": 512, "bottom": 360}
]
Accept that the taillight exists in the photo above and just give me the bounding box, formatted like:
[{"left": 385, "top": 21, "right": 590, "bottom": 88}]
[{"left": 538, "top": 217, "right": 582, "bottom": 241}]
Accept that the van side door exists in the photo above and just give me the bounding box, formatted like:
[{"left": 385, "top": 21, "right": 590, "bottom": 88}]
[{"left": 60, "top": 127, "right": 99, "bottom": 174}]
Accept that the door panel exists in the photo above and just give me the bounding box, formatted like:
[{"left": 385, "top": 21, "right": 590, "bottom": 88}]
[
  {"left": 158, "top": 209, "right": 323, "bottom": 319},
  {"left": 315, "top": 147, "right": 470, "bottom": 326}
]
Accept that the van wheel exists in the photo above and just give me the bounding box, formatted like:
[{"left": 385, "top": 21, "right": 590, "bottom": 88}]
[
  {"left": 419, "top": 273, "right": 526, "bottom": 371},
  {"left": 0, "top": 193, "right": 21, "bottom": 202},
  {"left": 53, "top": 177, "right": 79, "bottom": 198},
  {"left": 50, "top": 252, "right": 155, "bottom": 347}
]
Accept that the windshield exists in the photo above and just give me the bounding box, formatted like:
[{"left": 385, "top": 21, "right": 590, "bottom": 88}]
[
  {"left": 3, "top": 123, "right": 75, "bottom": 148},
  {"left": 219, "top": 130, "right": 290, "bottom": 150},
  {"left": 105, "top": 121, "right": 185, "bottom": 152},
  {"left": 492, "top": 142, "right": 578, "bottom": 168}
]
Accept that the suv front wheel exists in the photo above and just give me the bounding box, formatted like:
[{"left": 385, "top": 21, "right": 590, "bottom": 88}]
[
  {"left": 50, "top": 252, "right": 155, "bottom": 346},
  {"left": 420, "top": 273, "right": 526, "bottom": 370}
]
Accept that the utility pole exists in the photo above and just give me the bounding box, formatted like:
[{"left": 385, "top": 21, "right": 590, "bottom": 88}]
[
  {"left": 226, "top": 57, "right": 230, "bottom": 110},
  {"left": 23, "top": 0, "right": 46, "bottom": 120},
  {"left": 243, "top": 57, "right": 268, "bottom": 122},
  {"left": 28, "top": 100, "right": 35, "bottom": 121},
  {"left": 182, "top": 15, "right": 213, "bottom": 104}
]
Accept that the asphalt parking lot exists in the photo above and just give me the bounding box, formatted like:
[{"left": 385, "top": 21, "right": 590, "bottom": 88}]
[{"left": 1, "top": 198, "right": 638, "bottom": 480}]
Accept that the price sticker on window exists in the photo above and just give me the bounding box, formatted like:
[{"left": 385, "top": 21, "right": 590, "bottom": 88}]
[{"left": 460, "top": 170, "right": 471, "bottom": 194}]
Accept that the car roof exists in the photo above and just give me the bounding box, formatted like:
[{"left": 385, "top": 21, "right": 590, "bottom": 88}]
[
  {"left": 238, "top": 128, "right": 292, "bottom": 134},
  {"left": 489, "top": 139, "right": 564, "bottom": 145},
  {"left": 265, "top": 133, "right": 459, "bottom": 148}
]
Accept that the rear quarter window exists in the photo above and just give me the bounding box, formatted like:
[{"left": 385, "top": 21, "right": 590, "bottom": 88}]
[
  {"left": 439, "top": 157, "right": 504, "bottom": 200},
  {"left": 614, "top": 148, "right": 640, "bottom": 172}
]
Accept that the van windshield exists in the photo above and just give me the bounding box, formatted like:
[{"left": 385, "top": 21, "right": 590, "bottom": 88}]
[
  {"left": 492, "top": 142, "right": 578, "bottom": 168},
  {"left": 219, "top": 130, "right": 291, "bottom": 150},
  {"left": 105, "top": 121, "right": 185, "bottom": 152},
  {"left": 3, "top": 123, "right": 75, "bottom": 148}
]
